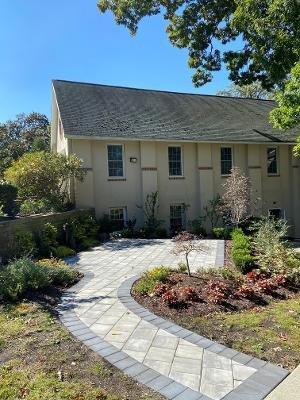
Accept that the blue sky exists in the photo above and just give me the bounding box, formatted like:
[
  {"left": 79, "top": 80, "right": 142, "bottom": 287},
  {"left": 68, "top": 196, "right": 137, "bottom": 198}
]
[{"left": 0, "top": 0, "right": 241, "bottom": 122}]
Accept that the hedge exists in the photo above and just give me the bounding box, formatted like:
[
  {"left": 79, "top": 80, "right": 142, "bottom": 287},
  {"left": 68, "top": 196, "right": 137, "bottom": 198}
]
[{"left": 231, "top": 229, "right": 254, "bottom": 273}]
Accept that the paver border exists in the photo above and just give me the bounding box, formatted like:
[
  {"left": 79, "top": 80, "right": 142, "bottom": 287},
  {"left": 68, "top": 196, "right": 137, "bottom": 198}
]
[
  {"left": 118, "top": 276, "right": 289, "bottom": 400},
  {"left": 59, "top": 247, "right": 289, "bottom": 400}
]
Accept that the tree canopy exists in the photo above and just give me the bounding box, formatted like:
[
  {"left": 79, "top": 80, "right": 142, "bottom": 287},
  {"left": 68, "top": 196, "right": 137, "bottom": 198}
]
[
  {"left": 0, "top": 112, "right": 50, "bottom": 178},
  {"left": 217, "top": 82, "right": 273, "bottom": 100},
  {"left": 98, "top": 0, "right": 300, "bottom": 88},
  {"left": 4, "top": 152, "right": 86, "bottom": 211}
]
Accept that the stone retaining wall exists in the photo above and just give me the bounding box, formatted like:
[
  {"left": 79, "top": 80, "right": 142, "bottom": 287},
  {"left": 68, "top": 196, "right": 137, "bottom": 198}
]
[{"left": 0, "top": 208, "right": 95, "bottom": 263}]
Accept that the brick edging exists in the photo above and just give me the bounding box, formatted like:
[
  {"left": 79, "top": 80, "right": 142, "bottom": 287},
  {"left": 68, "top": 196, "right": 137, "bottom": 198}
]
[{"left": 118, "top": 276, "right": 289, "bottom": 400}]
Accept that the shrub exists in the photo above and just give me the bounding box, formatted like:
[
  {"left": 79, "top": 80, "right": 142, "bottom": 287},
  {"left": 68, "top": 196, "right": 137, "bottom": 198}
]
[
  {"left": 19, "top": 198, "right": 52, "bottom": 216},
  {"left": 65, "top": 215, "right": 99, "bottom": 250},
  {"left": 177, "top": 262, "right": 188, "bottom": 273},
  {"left": 162, "top": 289, "right": 183, "bottom": 307},
  {"left": 37, "top": 222, "right": 58, "bottom": 256},
  {"left": 0, "top": 182, "right": 19, "bottom": 217},
  {"left": 234, "top": 283, "right": 256, "bottom": 299},
  {"left": 205, "top": 280, "right": 229, "bottom": 304},
  {"left": 15, "top": 231, "right": 37, "bottom": 258},
  {"left": 219, "top": 267, "right": 243, "bottom": 281},
  {"left": 152, "top": 283, "right": 170, "bottom": 297},
  {"left": 212, "top": 227, "right": 232, "bottom": 239},
  {"left": 134, "top": 266, "right": 171, "bottom": 295},
  {"left": 179, "top": 286, "right": 199, "bottom": 302},
  {"left": 231, "top": 229, "right": 254, "bottom": 273},
  {"left": 190, "top": 219, "right": 206, "bottom": 237},
  {"left": 53, "top": 245, "right": 76, "bottom": 259},
  {"left": 37, "top": 258, "right": 80, "bottom": 287},
  {"left": 0, "top": 258, "right": 50, "bottom": 301}
]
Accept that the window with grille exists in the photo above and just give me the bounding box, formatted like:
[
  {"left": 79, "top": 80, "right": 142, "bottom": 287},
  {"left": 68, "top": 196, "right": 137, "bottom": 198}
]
[
  {"left": 170, "top": 205, "right": 185, "bottom": 232},
  {"left": 168, "top": 146, "right": 182, "bottom": 176},
  {"left": 107, "top": 144, "right": 124, "bottom": 177},
  {"left": 109, "top": 207, "right": 126, "bottom": 229},
  {"left": 221, "top": 147, "right": 232, "bottom": 176},
  {"left": 267, "top": 148, "right": 279, "bottom": 175}
]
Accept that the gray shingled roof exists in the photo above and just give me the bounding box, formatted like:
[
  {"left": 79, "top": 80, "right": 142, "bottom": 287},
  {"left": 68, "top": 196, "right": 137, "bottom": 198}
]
[{"left": 53, "top": 80, "right": 298, "bottom": 143}]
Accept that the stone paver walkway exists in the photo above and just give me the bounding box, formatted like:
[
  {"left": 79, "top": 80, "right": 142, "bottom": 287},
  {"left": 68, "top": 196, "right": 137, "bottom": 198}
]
[{"left": 59, "top": 239, "right": 288, "bottom": 400}]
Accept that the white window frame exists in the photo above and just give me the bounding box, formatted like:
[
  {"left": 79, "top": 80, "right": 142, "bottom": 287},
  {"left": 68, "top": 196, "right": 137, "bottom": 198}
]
[
  {"left": 220, "top": 146, "right": 233, "bottom": 176},
  {"left": 168, "top": 145, "right": 184, "bottom": 177},
  {"left": 268, "top": 208, "right": 285, "bottom": 220},
  {"left": 107, "top": 144, "right": 125, "bottom": 179},
  {"left": 109, "top": 207, "right": 127, "bottom": 228},
  {"left": 267, "top": 147, "right": 279, "bottom": 176}
]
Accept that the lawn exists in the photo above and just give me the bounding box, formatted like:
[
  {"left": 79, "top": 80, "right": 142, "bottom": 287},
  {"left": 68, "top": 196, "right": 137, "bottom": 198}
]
[{"left": 0, "top": 297, "right": 163, "bottom": 400}]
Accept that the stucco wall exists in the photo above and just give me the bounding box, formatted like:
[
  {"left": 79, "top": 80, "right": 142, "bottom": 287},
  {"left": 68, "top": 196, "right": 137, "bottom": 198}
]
[{"left": 67, "top": 138, "right": 300, "bottom": 237}]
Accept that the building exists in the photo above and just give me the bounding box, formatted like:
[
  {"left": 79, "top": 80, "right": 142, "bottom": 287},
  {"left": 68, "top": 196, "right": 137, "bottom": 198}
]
[{"left": 51, "top": 80, "right": 300, "bottom": 236}]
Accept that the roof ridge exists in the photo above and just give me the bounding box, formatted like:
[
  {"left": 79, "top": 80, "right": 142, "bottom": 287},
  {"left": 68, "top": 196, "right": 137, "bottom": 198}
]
[{"left": 52, "top": 79, "right": 275, "bottom": 103}]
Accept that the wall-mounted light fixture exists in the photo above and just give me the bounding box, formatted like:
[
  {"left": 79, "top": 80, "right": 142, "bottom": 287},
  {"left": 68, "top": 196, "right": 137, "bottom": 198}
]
[{"left": 130, "top": 157, "right": 138, "bottom": 163}]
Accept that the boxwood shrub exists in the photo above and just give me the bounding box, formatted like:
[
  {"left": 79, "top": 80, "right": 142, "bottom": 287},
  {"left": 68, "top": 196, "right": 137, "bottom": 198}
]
[{"left": 231, "top": 229, "right": 254, "bottom": 273}]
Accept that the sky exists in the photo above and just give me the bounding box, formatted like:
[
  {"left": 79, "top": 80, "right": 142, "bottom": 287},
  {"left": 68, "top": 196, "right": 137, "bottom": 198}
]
[{"left": 0, "top": 1, "right": 242, "bottom": 123}]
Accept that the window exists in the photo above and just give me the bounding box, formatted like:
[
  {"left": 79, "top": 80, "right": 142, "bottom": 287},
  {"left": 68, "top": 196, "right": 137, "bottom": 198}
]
[
  {"left": 221, "top": 147, "right": 233, "bottom": 176},
  {"left": 168, "top": 146, "right": 182, "bottom": 176},
  {"left": 267, "top": 148, "right": 279, "bottom": 175},
  {"left": 107, "top": 144, "right": 124, "bottom": 177},
  {"left": 170, "top": 205, "right": 185, "bottom": 232},
  {"left": 268, "top": 208, "right": 285, "bottom": 220},
  {"left": 109, "top": 207, "right": 126, "bottom": 229}
]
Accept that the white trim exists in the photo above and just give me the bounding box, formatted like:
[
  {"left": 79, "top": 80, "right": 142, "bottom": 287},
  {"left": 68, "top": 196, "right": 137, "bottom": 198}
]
[
  {"left": 220, "top": 145, "right": 234, "bottom": 177},
  {"left": 168, "top": 144, "right": 184, "bottom": 178},
  {"left": 106, "top": 143, "right": 125, "bottom": 179},
  {"left": 267, "top": 146, "right": 280, "bottom": 176},
  {"left": 109, "top": 206, "right": 128, "bottom": 225},
  {"left": 64, "top": 134, "right": 295, "bottom": 146}
]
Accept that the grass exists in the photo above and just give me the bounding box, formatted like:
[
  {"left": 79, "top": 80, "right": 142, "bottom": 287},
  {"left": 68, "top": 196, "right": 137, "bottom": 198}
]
[
  {"left": 181, "top": 296, "right": 300, "bottom": 370},
  {"left": 0, "top": 301, "right": 163, "bottom": 400}
]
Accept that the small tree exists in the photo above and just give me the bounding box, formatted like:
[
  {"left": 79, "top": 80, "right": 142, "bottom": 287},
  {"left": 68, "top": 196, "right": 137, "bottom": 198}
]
[
  {"left": 137, "top": 191, "right": 164, "bottom": 237},
  {"left": 220, "top": 167, "right": 250, "bottom": 227},
  {"left": 203, "top": 195, "right": 222, "bottom": 230},
  {"left": 4, "top": 151, "right": 86, "bottom": 211},
  {"left": 172, "top": 231, "right": 207, "bottom": 277}
]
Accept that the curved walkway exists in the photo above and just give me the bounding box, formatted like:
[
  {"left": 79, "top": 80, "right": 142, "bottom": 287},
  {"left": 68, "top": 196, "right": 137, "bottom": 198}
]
[{"left": 58, "top": 239, "right": 288, "bottom": 400}]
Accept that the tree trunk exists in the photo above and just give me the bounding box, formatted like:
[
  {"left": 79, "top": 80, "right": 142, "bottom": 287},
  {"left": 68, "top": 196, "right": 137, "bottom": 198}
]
[{"left": 185, "top": 253, "right": 191, "bottom": 277}]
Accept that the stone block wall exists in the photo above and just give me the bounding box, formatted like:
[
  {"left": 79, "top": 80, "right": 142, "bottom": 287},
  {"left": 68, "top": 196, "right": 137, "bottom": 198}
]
[{"left": 0, "top": 208, "right": 95, "bottom": 263}]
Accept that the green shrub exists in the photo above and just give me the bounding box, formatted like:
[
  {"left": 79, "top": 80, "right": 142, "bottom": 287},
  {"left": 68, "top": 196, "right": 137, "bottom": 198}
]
[
  {"left": 0, "top": 258, "right": 50, "bottom": 301},
  {"left": 134, "top": 266, "right": 171, "bottom": 295},
  {"left": 37, "top": 258, "right": 80, "bottom": 287},
  {"left": 66, "top": 215, "right": 99, "bottom": 250},
  {"left": 0, "top": 182, "right": 19, "bottom": 217},
  {"left": 15, "top": 231, "right": 37, "bottom": 258},
  {"left": 37, "top": 223, "right": 58, "bottom": 256},
  {"left": 19, "top": 199, "right": 52, "bottom": 216},
  {"left": 53, "top": 245, "right": 76, "bottom": 259},
  {"left": 190, "top": 219, "right": 206, "bottom": 237},
  {"left": 218, "top": 267, "right": 243, "bottom": 281},
  {"left": 177, "top": 262, "right": 188, "bottom": 273},
  {"left": 231, "top": 229, "right": 254, "bottom": 273},
  {"left": 212, "top": 227, "right": 232, "bottom": 239}
]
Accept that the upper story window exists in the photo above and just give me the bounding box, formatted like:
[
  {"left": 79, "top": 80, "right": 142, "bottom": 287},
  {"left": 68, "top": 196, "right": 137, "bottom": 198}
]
[
  {"left": 168, "top": 146, "right": 183, "bottom": 176},
  {"left": 221, "top": 147, "right": 233, "bottom": 176},
  {"left": 107, "top": 144, "right": 124, "bottom": 177},
  {"left": 267, "top": 147, "right": 279, "bottom": 175}
]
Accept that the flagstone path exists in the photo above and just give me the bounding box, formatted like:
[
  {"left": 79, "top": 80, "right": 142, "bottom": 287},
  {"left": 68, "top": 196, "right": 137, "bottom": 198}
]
[{"left": 58, "top": 239, "right": 288, "bottom": 400}]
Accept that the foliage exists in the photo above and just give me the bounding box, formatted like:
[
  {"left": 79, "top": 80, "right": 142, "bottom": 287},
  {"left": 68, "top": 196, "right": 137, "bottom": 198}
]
[
  {"left": 37, "top": 223, "right": 58, "bottom": 256},
  {"left": 152, "top": 283, "right": 170, "bottom": 297},
  {"left": 0, "top": 112, "right": 50, "bottom": 178},
  {"left": 52, "top": 245, "right": 76, "bottom": 259},
  {"left": 65, "top": 215, "right": 99, "bottom": 250},
  {"left": 4, "top": 151, "right": 86, "bottom": 211},
  {"left": 137, "top": 191, "right": 164, "bottom": 238},
  {"left": 19, "top": 198, "right": 53, "bottom": 216},
  {"left": 98, "top": 0, "right": 300, "bottom": 89},
  {"left": 189, "top": 218, "right": 206, "bottom": 237},
  {"left": 217, "top": 82, "right": 274, "bottom": 99},
  {"left": 204, "top": 280, "right": 229, "bottom": 304},
  {"left": 269, "top": 61, "right": 300, "bottom": 156},
  {"left": 134, "top": 266, "right": 171, "bottom": 295},
  {"left": 177, "top": 262, "right": 188, "bottom": 273},
  {"left": 172, "top": 231, "right": 207, "bottom": 276},
  {"left": 212, "top": 227, "right": 232, "bottom": 240},
  {"left": 15, "top": 231, "right": 37, "bottom": 258},
  {"left": 37, "top": 258, "right": 80, "bottom": 287},
  {"left": 178, "top": 286, "right": 199, "bottom": 302},
  {"left": 231, "top": 229, "right": 254, "bottom": 273},
  {"left": 202, "top": 195, "right": 222, "bottom": 230},
  {"left": 161, "top": 289, "right": 182, "bottom": 307},
  {"left": 0, "top": 182, "right": 19, "bottom": 217},
  {"left": 0, "top": 258, "right": 50, "bottom": 301},
  {"left": 221, "top": 167, "right": 251, "bottom": 227}
]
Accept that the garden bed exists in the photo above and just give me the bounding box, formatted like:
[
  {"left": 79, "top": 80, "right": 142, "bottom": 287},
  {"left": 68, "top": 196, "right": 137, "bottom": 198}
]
[
  {"left": 132, "top": 251, "right": 300, "bottom": 372},
  {"left": 0, "top": 288, "right": 163, "bottom": 400}
]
